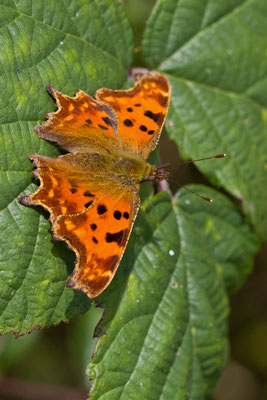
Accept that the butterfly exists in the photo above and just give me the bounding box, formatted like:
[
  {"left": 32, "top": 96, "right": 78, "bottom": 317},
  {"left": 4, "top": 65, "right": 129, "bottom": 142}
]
[{"left": 19, "top": 74, "right": 171, "bottom": 298}]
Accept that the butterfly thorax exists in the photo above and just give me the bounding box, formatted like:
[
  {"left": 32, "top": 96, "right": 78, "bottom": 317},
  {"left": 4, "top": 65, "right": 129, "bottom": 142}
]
[
  {"left": 112, "top": 153, "right": 169, "bottom": 184},
  {"left": 111, "top": 151, "right": 149, "bottom": 181}
]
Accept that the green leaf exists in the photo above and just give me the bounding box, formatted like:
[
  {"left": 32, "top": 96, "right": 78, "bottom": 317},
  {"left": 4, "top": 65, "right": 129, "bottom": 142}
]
[
  {"left": 143, "top": 0, "right": 267, "bottom": 239},
  {"left": 88, "top": 187, "right": 258, "bottom": 400},
  {"left": 0, "top": 0, "right": 134, "bottom": 335}
]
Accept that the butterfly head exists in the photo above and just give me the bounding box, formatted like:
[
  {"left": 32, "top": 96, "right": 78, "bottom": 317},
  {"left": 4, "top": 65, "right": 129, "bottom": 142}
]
[{"left": 143, "top": 165, "right": 169, "bottom": 183}]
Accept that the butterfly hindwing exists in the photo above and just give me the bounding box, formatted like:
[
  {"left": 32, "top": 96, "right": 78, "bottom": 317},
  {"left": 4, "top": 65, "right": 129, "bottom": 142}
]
[
  {"left": 19, "top": 153, "right": 140, "bottom": 298},
  {"left": 19, "top": 153, "right": 104, "bottom": 222},
  {"left": 55, "top": 188, "right": 139, "bottom": 298}
]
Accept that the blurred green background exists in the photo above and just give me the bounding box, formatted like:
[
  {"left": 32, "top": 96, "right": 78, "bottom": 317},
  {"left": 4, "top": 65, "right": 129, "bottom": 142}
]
[{"left": 0, "top": 1, "right": 266, "bottom": 399}]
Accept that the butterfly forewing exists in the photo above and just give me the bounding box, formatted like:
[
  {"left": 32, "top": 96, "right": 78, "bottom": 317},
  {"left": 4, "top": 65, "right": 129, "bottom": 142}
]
[
  {"left": 35, "top": 85, "right": 119, "bottom": 153},
  {"left": 96, "top": 74, "right": 171, "bottom": 159}
]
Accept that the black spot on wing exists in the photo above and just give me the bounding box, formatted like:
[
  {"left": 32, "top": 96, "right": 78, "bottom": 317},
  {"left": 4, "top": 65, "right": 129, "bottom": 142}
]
[
  {"left": 139, "top": 125, "right": 147, "bottom": 132},
  {"left": 98, "top": 124, "right": 108, "bottom": 130},
  {"left": 114, "top": 210, "right": 121, "bottom": 220},
  {"left": 92, "top": 236, "right": 98, "bottom": 244},
  {"left": 90, "top": 223, "right": 97, "bottom": 231},
  {"left": 84, "top": 190, "right": 95, "bottom": 197},
  {"left": 86, "top": 119, "right": 92, "bottom": 125},
  {"left": 144, "top": 110, "right": 162, "bottom": 123},
  {"left": 127, "top": 107, "right": 133, "bottom": 112},
  {"left": 102, "top": 116, "right": 113, "bottom": 126},
  {"left": 105, "top": 229, "right": 128, "bottom": 246},
  {"left": 148, "top": 130, "right": 155, "bottom": 135},
  {"left": 70, "top": 188, "right": 77, "bottom": 193},
  {"left": 123, "top": 212, "right": 129, "bottom": 220},
  {"left": 97, "top": 204, "right": 107, "bottom": 215},
  {"left": 124, "top": 119, "right": 133, "bottom": 127},
  {"left": 85, "top": 201, "right": 93, "bottom": 208}
]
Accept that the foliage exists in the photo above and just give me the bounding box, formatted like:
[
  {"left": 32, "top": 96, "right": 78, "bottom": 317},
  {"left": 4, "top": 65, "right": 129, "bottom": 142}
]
[{"left": 0, "top": 0, "right": 265, "bottom": 399}]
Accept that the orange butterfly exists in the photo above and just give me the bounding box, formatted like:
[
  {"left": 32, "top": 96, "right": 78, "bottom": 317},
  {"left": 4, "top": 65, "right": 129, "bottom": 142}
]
[{"left": 19, "top": 74, "right": 171, "bottom": 298}]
